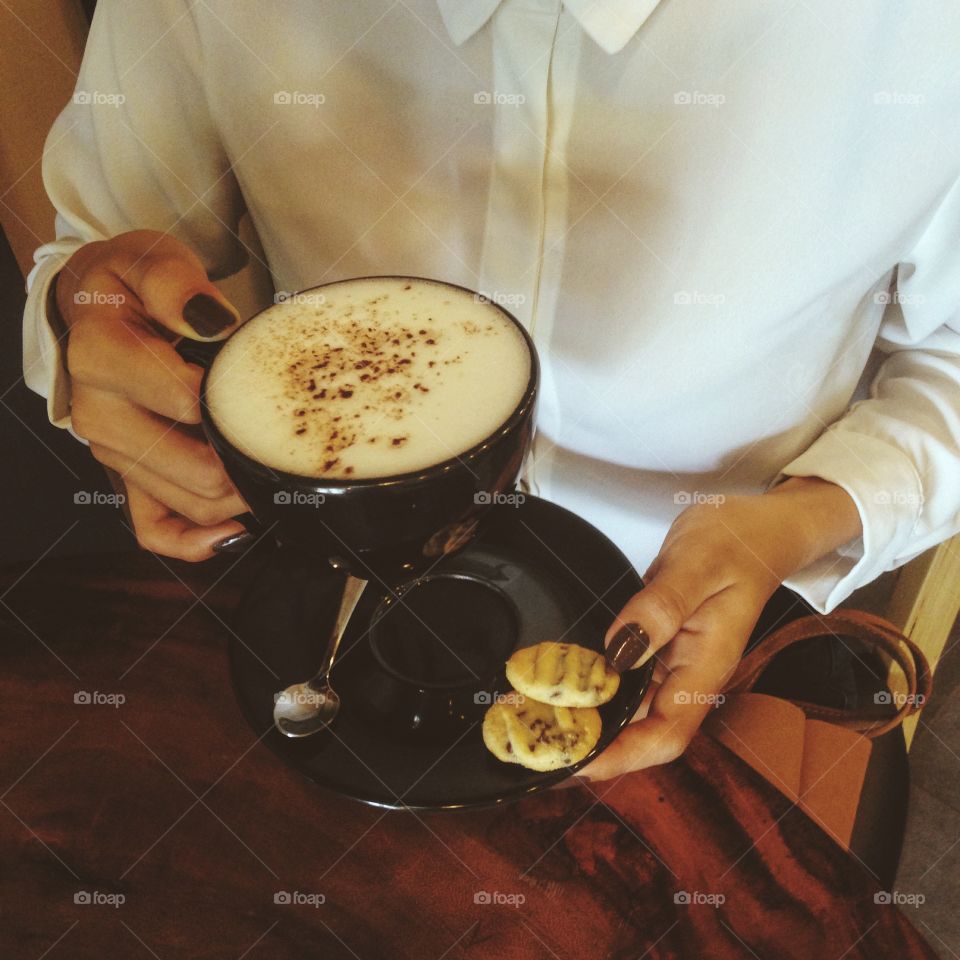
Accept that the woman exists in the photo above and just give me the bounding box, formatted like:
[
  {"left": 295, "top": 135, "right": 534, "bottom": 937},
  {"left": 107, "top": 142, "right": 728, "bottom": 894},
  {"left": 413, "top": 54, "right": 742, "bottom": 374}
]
[{"left": 23, "top": 0, "right": 960, "bottom": 780}]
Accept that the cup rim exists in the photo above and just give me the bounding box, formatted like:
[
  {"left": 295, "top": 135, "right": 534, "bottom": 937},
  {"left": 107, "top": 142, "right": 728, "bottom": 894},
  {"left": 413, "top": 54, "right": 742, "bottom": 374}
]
[{"left": 199, "top": 275, "right": 539, "bottom": 491}]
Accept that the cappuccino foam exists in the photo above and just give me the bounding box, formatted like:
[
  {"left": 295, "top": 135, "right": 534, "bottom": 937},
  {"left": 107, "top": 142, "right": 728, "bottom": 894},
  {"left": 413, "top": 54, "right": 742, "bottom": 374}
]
[{"left": 206, "top": 278, "right": 531, "bottom": 479}]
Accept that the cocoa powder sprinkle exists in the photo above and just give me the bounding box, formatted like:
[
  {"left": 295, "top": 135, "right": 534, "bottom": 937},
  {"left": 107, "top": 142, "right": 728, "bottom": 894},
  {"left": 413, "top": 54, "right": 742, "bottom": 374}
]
[{"left": 269, "top": 294, "right": 498, "bottom": 477}]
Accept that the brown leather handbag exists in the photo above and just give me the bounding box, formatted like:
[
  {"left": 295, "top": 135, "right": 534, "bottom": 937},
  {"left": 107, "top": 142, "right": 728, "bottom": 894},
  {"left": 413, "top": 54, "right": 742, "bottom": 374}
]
[{"left": 704, "top": 609, "right": 933, "bottom": 849}]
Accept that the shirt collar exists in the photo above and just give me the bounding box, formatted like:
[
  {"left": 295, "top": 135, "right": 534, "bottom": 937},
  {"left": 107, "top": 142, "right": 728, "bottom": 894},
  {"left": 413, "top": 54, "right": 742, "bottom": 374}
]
[{"left": 436, "top": 0, "right": 662, "bottom": 55}]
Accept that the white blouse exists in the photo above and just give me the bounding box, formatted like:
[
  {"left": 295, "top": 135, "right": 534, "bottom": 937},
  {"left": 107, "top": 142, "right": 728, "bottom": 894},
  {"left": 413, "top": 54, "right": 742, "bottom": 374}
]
[{"left": 23, "top": 0, "right": 960, "bottom": 612}]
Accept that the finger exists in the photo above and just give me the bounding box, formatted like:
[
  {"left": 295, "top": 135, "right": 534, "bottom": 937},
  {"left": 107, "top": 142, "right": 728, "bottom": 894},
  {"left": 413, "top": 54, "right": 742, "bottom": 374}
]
[
  {"left": 91, "top": 444, "right": 246, "bottom": 526},
  {"left": 580, "top": 656, "right": 727, "bottom": 780},
  {"left": 68, "top": 316, "right": 204, "bottom": 423},
  {"left": 651, "top": 659, "right": 671, "bottom": 685},
  {"left": 550, "top": 680, "right": 661, "bottom": 791},
  {"left": 126, "top": 483, "right": 245, "bottom": 562},
  {"left": 74, "top": 388, "right": 237, "bottom": 498},
  {"left": 585, "top": 598, "right": 756, "bottom": 781},
  {"left": 109, "top": 232, "right": 240, "bottom": 341},
  {"left": 604, "top": 555, "right": 721, "bottom": 673}
]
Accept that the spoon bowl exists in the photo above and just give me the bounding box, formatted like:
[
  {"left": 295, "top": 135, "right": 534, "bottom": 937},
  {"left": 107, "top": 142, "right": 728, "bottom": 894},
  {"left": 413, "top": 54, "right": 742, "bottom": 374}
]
[
  {"left": 272, "top": 573, "right": 366, "bottom": 738},
  {"left": 273, "top": 682, "right": 342, "bottom": 738}
]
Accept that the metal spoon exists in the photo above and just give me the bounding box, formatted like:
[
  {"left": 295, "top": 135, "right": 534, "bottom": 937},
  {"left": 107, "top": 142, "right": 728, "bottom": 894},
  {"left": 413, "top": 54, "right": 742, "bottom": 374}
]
[{"left": 273, "top": 573, "right": 367, "bottom": 738}]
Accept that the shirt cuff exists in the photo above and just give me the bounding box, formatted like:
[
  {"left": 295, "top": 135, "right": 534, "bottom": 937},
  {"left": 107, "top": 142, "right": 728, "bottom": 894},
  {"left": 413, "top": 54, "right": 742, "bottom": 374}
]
[
  {"left": 23, "top": 244, "right": 84, "bottom": 430},
  {"left": 766, "top": 429, "right": 924, "bottom": 613}
]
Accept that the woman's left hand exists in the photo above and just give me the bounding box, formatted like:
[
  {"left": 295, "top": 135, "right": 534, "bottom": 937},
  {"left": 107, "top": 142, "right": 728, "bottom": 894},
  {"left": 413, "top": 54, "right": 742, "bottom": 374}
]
[{"left": 579, "top": 476, "right": 862, "bottom": 782}]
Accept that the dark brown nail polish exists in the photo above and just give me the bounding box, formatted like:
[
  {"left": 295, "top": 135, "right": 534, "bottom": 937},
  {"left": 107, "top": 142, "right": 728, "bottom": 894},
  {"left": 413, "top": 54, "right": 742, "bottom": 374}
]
[
  {"left": 182, "top": 294, "right": 236, "bottom": 338},
  {"left": 606, "top": 623, "right": 650, "bottom": 673},
  {"left": 213, "top": 531, "right": 254, "bottom": 554}
]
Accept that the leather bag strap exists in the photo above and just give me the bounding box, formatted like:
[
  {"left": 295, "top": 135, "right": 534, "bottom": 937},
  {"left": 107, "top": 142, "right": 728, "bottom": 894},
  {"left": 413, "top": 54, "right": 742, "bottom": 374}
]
[{"left": 721, "top": 609, "right": 933, "bottom": 738}]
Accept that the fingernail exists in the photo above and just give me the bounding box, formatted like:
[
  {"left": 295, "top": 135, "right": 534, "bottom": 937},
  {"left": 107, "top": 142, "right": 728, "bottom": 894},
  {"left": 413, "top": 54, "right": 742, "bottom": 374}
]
[
  {"left": 606, "top": 623, "right": 650, "bottom": 673},
  {"left": 182, "top": 294, "right": 236, "bottom": 338},
  {"left": 213, "top": 531, "right": 254, "bottom": 554}
]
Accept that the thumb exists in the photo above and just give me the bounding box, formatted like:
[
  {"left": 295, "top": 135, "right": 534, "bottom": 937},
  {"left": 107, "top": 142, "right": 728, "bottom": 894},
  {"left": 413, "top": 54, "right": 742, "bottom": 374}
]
[
  {"left": 112, "top": 233, "right": 241, "bottom": 341},
  {"left": 604, "top": 559, "right": 709, "bottom": 673}
]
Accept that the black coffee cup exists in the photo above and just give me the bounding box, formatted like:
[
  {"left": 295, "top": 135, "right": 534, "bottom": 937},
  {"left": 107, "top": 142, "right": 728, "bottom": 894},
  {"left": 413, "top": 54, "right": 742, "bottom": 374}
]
[{"left": 198, "top": 277, "right": 538, "bottom": 586}]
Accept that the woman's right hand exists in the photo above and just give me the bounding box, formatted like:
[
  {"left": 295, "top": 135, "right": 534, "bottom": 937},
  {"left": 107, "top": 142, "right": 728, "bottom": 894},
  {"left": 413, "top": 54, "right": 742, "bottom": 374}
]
[{"left": 55, "top": 229, "right": 250, "bottom": 561}]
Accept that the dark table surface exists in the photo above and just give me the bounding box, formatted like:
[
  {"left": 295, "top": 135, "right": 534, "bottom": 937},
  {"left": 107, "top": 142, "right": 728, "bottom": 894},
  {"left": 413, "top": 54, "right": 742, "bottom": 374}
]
[{"left": 0, "top": 549, "right": 939, "bottom": 959}]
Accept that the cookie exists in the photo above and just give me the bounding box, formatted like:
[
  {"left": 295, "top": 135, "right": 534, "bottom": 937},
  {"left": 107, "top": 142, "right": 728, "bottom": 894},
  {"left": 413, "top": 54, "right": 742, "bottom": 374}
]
[
  {"left": 482, "top": 697, "right": 602, "bottom": 771},
  {"left": 505, "top": 641, "right": 620, "bottom": 708}
]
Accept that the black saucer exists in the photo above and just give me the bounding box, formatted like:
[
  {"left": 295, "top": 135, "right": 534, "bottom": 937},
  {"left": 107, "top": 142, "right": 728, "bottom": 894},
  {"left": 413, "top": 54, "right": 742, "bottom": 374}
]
[{"left": 228, "top": 495, "right": 651, "bottom": 810}]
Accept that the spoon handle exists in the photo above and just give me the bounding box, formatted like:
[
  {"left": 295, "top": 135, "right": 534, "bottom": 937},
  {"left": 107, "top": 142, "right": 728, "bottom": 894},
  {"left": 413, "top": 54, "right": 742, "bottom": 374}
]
[{"left": 313, "top": 573, "right": 367, "bottom": 683}]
